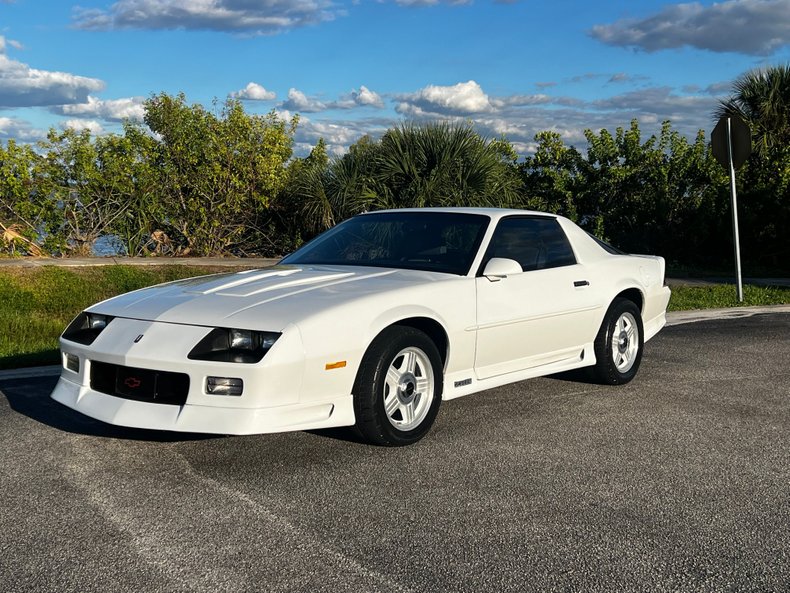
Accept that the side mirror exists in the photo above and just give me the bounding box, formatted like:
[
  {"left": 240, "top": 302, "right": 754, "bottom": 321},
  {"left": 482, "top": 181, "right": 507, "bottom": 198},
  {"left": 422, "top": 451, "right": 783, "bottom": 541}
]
[{"left": 482, "top": 257, "right": 522, "bottom": 281}]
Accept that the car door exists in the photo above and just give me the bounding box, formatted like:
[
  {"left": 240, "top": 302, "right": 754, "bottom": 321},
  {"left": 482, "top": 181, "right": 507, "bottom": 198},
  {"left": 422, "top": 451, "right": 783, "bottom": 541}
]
[{"left": 474, "top": 216, "right": 601, "bottom": 380}]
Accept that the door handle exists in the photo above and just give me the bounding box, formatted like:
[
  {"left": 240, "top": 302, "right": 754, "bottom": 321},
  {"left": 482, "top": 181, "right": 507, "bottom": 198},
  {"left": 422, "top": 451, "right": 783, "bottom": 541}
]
[{"left": 574, "top": 280, "right": 590, "bottom": 287}]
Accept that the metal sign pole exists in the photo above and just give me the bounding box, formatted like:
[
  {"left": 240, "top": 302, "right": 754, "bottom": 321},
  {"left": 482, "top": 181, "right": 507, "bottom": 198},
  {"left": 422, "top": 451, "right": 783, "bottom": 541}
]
[{"left": 726, "top": 117, "right": 744, "bottom": 302}]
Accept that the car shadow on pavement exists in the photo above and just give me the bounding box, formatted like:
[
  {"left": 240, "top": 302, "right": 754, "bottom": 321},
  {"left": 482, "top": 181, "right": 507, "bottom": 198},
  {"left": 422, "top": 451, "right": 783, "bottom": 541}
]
[
  {"left": 305, "top": 426, "right": 371, "bottom": 445},
  {"left": 547, "top": 368, "right": 601, "bottom": 384},
  {"left": 0, "top": 375, "right": 217, "bottom": 442}
]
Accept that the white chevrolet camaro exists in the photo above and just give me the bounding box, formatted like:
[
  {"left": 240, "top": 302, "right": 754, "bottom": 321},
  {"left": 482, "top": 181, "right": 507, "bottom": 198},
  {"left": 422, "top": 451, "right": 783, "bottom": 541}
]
[{"left": 52, "top": 208, "right": 671, "bottom": 445}]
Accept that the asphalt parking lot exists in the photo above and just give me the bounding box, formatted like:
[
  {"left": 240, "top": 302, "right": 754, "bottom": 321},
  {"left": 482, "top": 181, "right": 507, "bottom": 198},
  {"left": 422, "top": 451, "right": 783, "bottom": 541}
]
[{"left": 1, "top": 313, "right": 788, "bottom": 593}]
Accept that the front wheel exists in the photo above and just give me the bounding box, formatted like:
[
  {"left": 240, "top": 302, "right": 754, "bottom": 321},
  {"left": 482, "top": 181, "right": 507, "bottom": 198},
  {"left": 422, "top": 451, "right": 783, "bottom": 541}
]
[
  {"left": 591, "top": 298, "right": 644, "bottom": 385},
  {"left": 353, "top": 326, "right": 443, "bottom": 446}
]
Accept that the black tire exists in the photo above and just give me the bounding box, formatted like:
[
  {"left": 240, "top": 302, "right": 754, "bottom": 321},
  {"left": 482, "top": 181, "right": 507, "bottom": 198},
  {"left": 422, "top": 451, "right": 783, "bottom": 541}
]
[
  {"left": 353, "top": 326, "right": 443, "bottom": 446},
  {"left": 591, "top": 297, "right": 644, "bottom": 385}
]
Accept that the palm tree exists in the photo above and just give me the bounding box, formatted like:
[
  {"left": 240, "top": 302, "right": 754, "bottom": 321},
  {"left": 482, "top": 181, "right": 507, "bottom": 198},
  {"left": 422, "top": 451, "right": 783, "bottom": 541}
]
[
  {"left": 292, "top": 123, "right": 524, "bottom": 236},
  {"left": 716, "top": 64, "right": 790, "bottom": 155},
  {"left": 290, "top": 135, "right": 383, "bottom": 234},
  {"left": 375, "top": 122, "right": 522, "bottom": 209}
]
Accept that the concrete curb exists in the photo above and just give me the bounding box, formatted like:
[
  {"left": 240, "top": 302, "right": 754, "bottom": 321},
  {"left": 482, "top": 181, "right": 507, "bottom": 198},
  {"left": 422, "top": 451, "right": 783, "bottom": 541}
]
[
  {"left": 0, "top": 365, "right": 61, "bottom": 380},
  {"left": 2, "top": 306, "right": 788, "bottom": 380},
  {"left": 666, "top": 304, "right": 790, "bottom": 326},
  {"left": 0, "top": 257, "right": 280, "bottom": 268}
]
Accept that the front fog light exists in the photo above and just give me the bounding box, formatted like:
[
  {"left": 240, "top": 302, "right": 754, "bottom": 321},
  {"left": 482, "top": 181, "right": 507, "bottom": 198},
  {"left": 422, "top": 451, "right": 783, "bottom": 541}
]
[
  {"left": 64, "top": 353, "right": 79, "bottom": 373},
  {"left": 206, "top": 377, "right": 243, "bottom": 396}
]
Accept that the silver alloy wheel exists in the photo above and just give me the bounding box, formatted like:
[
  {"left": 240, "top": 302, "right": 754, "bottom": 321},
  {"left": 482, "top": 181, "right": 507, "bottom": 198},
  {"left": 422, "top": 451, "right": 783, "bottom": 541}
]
[
  {"left": 611, "top": 311, "right": 639, "bottom": 373},
  {"left": 383, "top": 346, "right": 435, "bottom": 431}
]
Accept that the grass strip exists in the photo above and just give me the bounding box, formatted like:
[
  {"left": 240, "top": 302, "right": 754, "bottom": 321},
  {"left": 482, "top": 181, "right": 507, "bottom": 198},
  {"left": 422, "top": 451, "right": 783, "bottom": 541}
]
[
  {"left": 0, "top": 265, "right": 255, "bottom": 370},
  {"left": 667, "top": 284, "right": 790, "bottom": 311},
  {"left": 1, "top": 266, "right": 788, "bottom": 370}
]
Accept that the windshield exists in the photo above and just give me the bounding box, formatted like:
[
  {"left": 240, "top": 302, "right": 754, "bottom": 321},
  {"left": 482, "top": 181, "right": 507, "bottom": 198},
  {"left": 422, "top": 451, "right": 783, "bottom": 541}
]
[{"left": 281, "top": 211, "right": 491, "bottom": 275}]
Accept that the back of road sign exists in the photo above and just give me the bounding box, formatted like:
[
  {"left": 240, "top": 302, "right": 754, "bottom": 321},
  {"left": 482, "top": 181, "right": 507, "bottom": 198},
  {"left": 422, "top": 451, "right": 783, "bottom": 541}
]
[{"left": 711, "top": 115, "right": 751, "bottom": 170}]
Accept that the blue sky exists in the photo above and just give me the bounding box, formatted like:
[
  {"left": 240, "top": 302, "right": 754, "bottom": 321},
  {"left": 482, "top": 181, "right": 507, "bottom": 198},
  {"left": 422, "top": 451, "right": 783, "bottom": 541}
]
[{"left": 2, "top": 0, "right": 789, "bottom": 155}]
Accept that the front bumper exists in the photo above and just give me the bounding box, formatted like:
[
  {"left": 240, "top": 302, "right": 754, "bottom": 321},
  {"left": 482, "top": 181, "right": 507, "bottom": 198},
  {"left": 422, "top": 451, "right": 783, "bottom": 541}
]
[
  {"left": 51, "top": 372, "right": 354, "bottom": 435},
  {"left": 51, "top": 316, "right": 355, "bottom": 434}
]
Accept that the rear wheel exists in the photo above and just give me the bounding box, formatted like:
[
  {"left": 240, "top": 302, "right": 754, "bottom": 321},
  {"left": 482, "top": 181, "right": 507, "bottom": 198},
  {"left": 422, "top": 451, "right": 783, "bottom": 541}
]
[
  {"left": 353, "top": 326, "right": 443, "bottom": 446},
  {"left": 591, "top": 298, "right": 644, "bottom": 385}
]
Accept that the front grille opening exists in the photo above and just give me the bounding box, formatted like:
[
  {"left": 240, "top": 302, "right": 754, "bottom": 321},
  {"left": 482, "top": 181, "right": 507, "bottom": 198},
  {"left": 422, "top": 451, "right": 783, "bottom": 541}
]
[{"left": 90, "top": 361, "right": 189, "bottom": 406}]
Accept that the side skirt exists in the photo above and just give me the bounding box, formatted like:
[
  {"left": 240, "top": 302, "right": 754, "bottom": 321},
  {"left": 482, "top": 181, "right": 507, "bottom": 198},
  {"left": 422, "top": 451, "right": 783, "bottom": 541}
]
[{"left": 441, "top": 343, "right": 596, "bottom": 401}]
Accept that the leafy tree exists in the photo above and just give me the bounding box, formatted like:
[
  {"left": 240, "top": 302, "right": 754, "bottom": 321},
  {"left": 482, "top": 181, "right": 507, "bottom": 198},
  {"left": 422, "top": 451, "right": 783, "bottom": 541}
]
[
  {"left": 102, "top": 123, "right": 164, "bottom": 256},
  {"left": 730, "top": 148, "right": 790, "bottom": 271},
  {"left": 715, "top": 64, "right": 790, "bottom": 271},
  {"left": 577, "top": 120, "right": 725, "bottom": 257},
  {"left": 518, "top": 131, "right": 583, "bottom": 220},
  {"left": 1, "top": 83, "right": 785, "bottom": 272},
  {"left": 520, "top": 120, "right": 729, "bottom": 267},
  {"left": 35, "top": 128, "right": 141, "bottom": 255},
  {"left": 0, "top": 140, "right": 59, "bottom": 255},
  {"left": 143, "top": 93, "right": 297, "bottom": 255},
  {"left": 269, "top": 138, "right": 331, "bottom": 252}
]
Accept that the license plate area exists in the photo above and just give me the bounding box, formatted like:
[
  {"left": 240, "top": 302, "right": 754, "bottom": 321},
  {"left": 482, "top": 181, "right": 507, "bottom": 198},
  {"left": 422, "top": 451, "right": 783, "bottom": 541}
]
[
  {"left": 90, "top": 361, "right": 189, "bottom": 406},
  {"left": 115, "top": 366, "right": 157, "bottom": 399}
]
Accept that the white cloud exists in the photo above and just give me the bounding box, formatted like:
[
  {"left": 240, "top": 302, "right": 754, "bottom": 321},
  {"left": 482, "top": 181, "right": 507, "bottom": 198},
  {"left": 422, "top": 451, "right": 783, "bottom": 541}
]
[
  {"left": 395, "top": 80, "right": 493, "bottom": 116},
  {"left": 272, "top": 108, "right": 296, "bottom": 122},
  {"left": 590, "top": 86, "right": 715, "bottom": 121},
  {"left": 386, "top": 79, "right": 717, "bottom": 156},
  {"left": 282, "top": 80, "right": 721, "bottom": 157},
  {"left": 299, "top": 119, "right": 363, "bottom": 146},
  {"left": 0, "top": 37, "right": 105, "bottom": 108},
  {"left": 241, "top": 84, "right": 383, "bottom": 114},
  {"left": 229, "top": 82, "right": 276, "bottom": 101},
  {"left": 327, "top": 85, "right": 385, "bottom": 110},
  {"left": 0, "top": 63, "right": 720, "bottom": 159},
  {"left": 50, "top": 95, "right": 145, "bottom": 121},
  {"left": 280, "top": 88, "right": 327, "bottom": 112},
  {"left": 73, "top": 0, "right": 337, "bottom": 36},
  {"left": 0, "top": 116, "right": 46, "bottom": 141},
  {"left": 483, "top": 118, "right": 530, "bottom": 137},
  {"left": 704, "top": 81, "right": 732, "bottom": 95},
  {"left": 289, "top": 113, "right": 390, "bottom": 156},
  {"left": 350, "top": 85, "right": 383, "bottom": 108},
  {"left": 61, "top": 119, "right": 105, "bottom": 134},
  {"left": 590, "top": 0, "right": 790, "bottom": 55},
  {"left": 510, "top": 141, "right": 539, "bottom": 155},
  {"left": 607, "top": 72, "right": 649, "bottom": 84},
  {"left": 0, "top": 36, "right": 23, "bottom": 52},
  {"left": 491, "top": 94, "right": 553, "bottom": 108}
]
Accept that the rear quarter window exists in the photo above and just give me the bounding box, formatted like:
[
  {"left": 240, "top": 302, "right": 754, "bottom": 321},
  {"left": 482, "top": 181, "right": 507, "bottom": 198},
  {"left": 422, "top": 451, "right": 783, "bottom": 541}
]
[
  {"left": 587, "top": 233, "right": 627, "bottom": 255},
  {"left": 484, "top": 216, "right": 577, "bottom": 272}
]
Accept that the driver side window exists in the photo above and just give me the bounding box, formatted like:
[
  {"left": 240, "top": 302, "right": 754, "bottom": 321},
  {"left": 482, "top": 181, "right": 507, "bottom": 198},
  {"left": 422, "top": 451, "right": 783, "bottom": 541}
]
[{"left": 484, "top": 217, "right": 577, "bottom": 272}]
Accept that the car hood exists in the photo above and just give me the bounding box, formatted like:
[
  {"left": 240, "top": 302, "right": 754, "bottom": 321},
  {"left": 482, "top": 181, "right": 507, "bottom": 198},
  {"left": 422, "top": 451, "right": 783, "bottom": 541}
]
[{"left": 89, "top": 265, "right": 452, "bottom": 331}]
